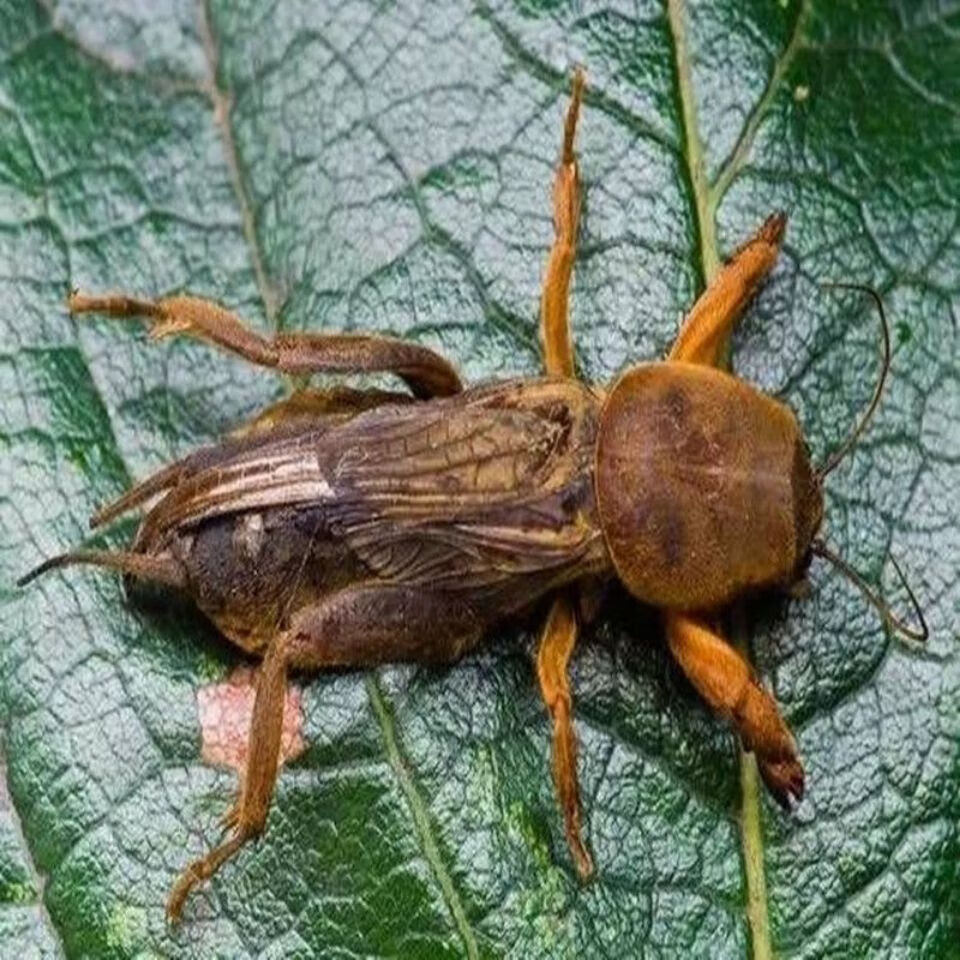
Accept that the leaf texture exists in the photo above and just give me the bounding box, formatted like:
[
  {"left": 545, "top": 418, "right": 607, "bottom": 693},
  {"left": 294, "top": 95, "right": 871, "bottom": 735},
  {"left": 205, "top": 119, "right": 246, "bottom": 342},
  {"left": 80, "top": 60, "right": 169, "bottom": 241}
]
[{"left": 0, "top": 1, "right": 957, "bottom": 956}]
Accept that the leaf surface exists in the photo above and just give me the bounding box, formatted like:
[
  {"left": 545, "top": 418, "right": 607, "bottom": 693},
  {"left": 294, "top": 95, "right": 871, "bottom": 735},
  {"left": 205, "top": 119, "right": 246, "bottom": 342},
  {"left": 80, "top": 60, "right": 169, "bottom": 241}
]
[{"left": 0, "top": 1, "right": 957, "bottom": 956}]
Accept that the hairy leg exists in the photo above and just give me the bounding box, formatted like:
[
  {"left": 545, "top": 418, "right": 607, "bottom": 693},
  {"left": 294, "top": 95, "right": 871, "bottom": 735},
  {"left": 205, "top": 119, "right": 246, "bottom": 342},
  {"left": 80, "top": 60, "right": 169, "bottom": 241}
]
[
  {"left": 167, "top": 633, "right": 290, "bottom": 920},
  {"left": 69, "top": 291, "right": 461, "bottom": 398},
  {"left": 664, "top": 214, "right": 802, "bottom": 803}
]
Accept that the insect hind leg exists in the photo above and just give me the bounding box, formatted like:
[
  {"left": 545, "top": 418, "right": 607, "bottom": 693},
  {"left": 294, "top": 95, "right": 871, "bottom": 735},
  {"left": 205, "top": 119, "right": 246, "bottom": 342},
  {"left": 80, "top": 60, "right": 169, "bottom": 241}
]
[
  {"left": 167, "top": 630, "right": 290, "bottom": 921},
  {"left": 166, "top": 582, "right": 485, "bottom": 919},
  {"left": 68, "top": 291, "right": 462, "bottom": 398},
  {"left": 228, "top": 386, "right": 411, "bottom": 439}
]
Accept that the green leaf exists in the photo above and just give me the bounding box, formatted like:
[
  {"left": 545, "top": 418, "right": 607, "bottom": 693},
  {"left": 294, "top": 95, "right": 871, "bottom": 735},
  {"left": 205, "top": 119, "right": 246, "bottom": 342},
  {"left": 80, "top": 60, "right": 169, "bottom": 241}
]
[{"left": 1, "top": 0, "right": 957, "bottom": 956}]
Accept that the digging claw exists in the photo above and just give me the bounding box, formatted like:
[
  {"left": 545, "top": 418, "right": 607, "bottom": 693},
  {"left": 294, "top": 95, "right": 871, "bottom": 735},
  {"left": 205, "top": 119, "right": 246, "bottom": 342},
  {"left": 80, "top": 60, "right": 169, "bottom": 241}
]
[
  {"left": 757, "top": 754, "right": 805, "bottom": 809},
  {"left": 220, "top": 803, "right": 240, "bottom": 832}
]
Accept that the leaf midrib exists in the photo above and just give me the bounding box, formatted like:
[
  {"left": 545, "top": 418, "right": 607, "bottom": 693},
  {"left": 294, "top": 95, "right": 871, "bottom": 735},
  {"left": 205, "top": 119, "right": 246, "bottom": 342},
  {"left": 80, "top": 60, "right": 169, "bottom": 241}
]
[
  {"left": 198, "top": 0, "right": 284, "bottom": 328},
  {"left": 666, "top": 2, "right": 811, "bottom": 958}
]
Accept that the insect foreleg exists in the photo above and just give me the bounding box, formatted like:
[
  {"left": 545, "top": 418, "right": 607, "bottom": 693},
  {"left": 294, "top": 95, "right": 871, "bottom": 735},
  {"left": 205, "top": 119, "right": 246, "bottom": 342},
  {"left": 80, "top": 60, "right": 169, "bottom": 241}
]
[
  {"left": 661, "top": 215, "right": 802, "bottom": 808},
  {"left": 664, "top": 612, "right": 804, "bottom": 807},
  {"left": 667, "top": 212, "right": 786, "bottom": 366},
  {"left": 68, "top": 292, "right": 461, "bottom": 398}
]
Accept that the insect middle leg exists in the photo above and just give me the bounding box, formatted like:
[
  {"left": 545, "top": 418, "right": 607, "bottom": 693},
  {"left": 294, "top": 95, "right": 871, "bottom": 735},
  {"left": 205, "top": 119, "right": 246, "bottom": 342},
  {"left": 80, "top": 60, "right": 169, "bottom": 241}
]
[
  {"left": 68, "top": 292, "right": 461, "bottom": 398},
  {"left": 539, "top": 66, "right": 584, "bottom": 379},
  {"left": 534, "top": 68, "right": 594, "bottom": 877},
  {"left": 536, "top": 594, "right": 593, "bottom": 877}
]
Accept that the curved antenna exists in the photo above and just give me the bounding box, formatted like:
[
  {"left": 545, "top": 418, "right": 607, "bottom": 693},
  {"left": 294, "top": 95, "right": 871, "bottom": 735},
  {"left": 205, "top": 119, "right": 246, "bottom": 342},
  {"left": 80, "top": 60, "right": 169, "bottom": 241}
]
[
  {"left": 818, "top": 283, "right": 891, "bottom": 478},
  {"left": 811, "top": 539, "right": 928, "bottom": 644}
]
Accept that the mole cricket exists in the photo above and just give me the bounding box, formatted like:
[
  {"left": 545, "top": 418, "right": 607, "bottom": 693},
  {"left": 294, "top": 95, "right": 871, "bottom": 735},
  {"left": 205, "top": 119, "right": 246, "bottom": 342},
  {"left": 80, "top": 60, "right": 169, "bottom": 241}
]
[{"left": 19, "top": 69, "right": 926, "bottom": 921}]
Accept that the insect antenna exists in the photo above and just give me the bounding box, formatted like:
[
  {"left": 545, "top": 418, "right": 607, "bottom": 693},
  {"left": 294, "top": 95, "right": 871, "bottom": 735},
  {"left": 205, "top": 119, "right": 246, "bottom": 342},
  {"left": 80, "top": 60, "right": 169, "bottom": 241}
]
[
  {"left": 817, "top": 283, "right": 891, "bottom": 478},
  {"left": 17, "top": 549, "right": 184, "bottom": 589},
  {"left": 811, "top": 539, "right": 928, "bottom": 644}
]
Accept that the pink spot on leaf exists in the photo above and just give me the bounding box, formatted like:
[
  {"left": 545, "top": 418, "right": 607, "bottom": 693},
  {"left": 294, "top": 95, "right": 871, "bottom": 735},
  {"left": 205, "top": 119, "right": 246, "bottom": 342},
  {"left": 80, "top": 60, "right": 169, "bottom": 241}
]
[{"left": 197, "top": 666, "right": 306, "bottom": 775}]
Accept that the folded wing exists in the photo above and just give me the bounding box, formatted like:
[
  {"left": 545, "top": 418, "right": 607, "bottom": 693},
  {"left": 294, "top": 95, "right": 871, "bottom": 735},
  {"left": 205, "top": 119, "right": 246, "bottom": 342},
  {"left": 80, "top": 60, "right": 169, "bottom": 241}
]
[{"left": 123, "top": 380, "right": 604, "bottom": 588}]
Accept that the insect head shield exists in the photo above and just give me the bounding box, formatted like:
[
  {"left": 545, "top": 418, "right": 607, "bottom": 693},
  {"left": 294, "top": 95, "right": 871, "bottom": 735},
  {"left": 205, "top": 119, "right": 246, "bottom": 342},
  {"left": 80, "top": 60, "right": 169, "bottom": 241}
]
[{"left": 809, "top": 282, "right": 928, "bottom": 645}]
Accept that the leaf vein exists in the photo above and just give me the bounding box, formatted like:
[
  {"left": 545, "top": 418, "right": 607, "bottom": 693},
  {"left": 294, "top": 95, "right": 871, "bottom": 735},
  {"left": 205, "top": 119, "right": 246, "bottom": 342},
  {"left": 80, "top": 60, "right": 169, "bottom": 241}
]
[
  {"left": 710, "top": 0, "right": 811, "bottom": 208},
  {"left": 0, "top": 745, "right": 66, "bottom": 956},
  {"left": 667, "top": 3, "right": 779, "bottom": 958},
  {"left": 365, "top": 672, "right": 481, "bottom": 960},
  {"left": 198, "top": 0, "right": 285, "bottom": 329}
]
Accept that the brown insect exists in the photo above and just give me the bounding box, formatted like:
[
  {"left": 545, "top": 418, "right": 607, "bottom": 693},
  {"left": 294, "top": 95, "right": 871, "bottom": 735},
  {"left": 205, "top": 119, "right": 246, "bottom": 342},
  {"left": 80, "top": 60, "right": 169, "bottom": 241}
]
[{"left": 19, "top": 70, "right": 925, "bottom": 922}]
